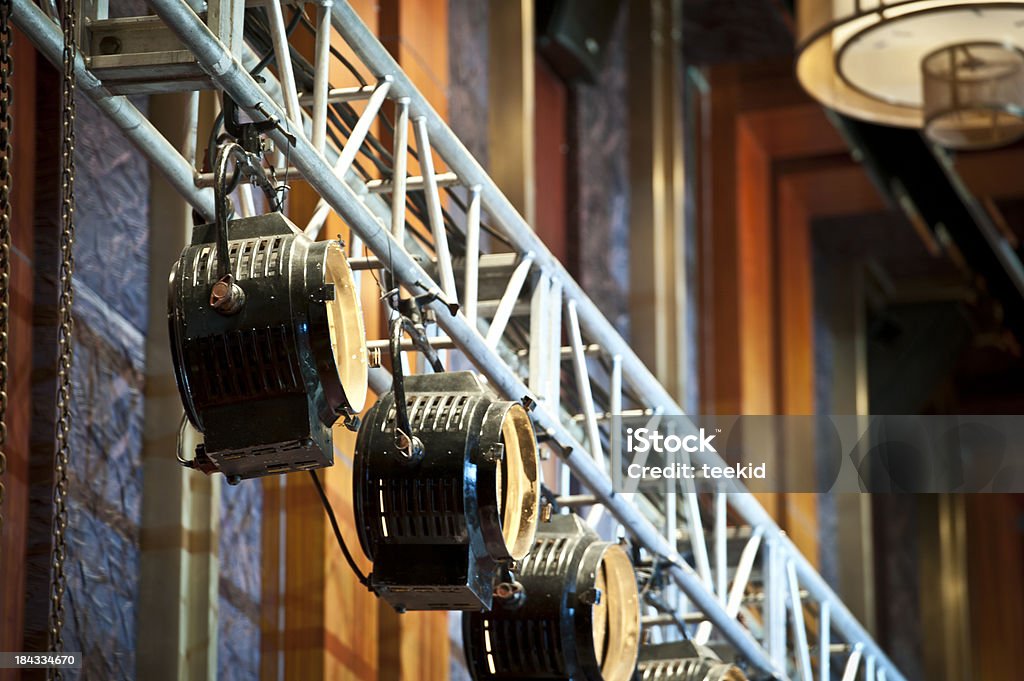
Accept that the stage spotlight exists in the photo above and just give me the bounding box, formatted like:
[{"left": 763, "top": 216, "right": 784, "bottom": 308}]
[
  {"left": 169, "top": 173, "right": 367, "bottom": 481},
  {"left": 353, "top": 370, "right": 540, "bottom": 611},
  {"left": 636, "top": 641, "right": 748, "bottom": 681},
  {"left": 462, "top": 513, "right": 641, "bottom": 681}
]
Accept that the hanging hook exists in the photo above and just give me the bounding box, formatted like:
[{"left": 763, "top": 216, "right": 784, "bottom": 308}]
[{"left": 389, "top": 316, "right": 423, "bottom": 460}]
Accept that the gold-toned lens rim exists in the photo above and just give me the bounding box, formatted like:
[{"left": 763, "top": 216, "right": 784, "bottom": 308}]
[
  {"left": 592, "top": 544, "right": 640, "bottom": 681},
  {"left": 498, "top": 403, "right": 540, "bottom": 561},
  {"left": 324, "top": 242, "right": 368, "bottom": 413}
]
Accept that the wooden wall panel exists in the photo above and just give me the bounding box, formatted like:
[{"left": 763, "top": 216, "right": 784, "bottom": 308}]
[
  {"left": 534, "top": 58, "right": 568, "bottom": 263},
  {"left": 966, "top": 494, "right": 1024, "bottom": 680}
]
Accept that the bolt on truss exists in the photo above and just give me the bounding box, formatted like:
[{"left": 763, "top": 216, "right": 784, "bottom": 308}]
[{"left": 14, "top": 1, "right": 907, "bottom": 679}]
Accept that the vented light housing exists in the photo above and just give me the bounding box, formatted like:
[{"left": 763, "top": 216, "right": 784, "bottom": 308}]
[
  {"left": 169, "top": 212, "right": 367, "bottom": 481},
  {"left": 636, "top": 642, "right": 748, "bottom": 681},
  {"left": 462, "top": 513, "right": 641, "bottom": 681},
  {"left": 353, "top": 371, "right": 540, "bottom": 611}
]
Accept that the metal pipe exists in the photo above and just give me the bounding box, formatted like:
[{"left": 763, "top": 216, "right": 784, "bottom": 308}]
[
  {"left": 366, "top": 171, "right": 460, "bottom": 194},
  {"left": 546, "top": 279, "right": 562, "bottom": 416},
  {"left": 726, "top": 529, "right": 763, "bottom": 619},
  {"left": 464, "top": 185, "right": 481, "bottom": 325},
  {"left": 366, "top": 336, "right": 455, "bottom": 351},
  {"left": 716, "top": 492, "right": 728, "bottom": 603},
  {"left": 529, "top": 273, "right": 550, "bottom": 399},
  {"left": 11, "top": 0, "right": 216, "bottom": 221},
  {"left": 485, "top": 253, "right": 533, "bottom": 347},
  {"left": 238, "top": 184, "right": 256, "bottom": 217},
  {"left": 765, "top": 538, "right": 787, "bottom": 666},
  {"left": 265, "top": 0, "right": 303, "bottom": 126},
  {"left": 567, "top": 300, "right": 605, "bottom": 473},
  {"left": 305, "top": 77, "right": 393, "bottom": 237},
  {"left": 568, "top": 299, "right": 614, "bottom": 529},
  {"left": 686, "top": 492, "right": 713, "bottom": 588},
  {"left": 664, "top": 473, "right": 679, "bottom": 615},
  {"left": 412, "top": 115, "right": 458, "bottom": 304},
  {"left": 821, "top": 600, "right": 831, "bottom": 681},
  {"left": 349, "top": 256, "right": 384, "bottom": 270},
  {"left": 554, "top": 494, "right": 597, "bottom": 509},
  {"left": 787, "top": 559, "right": 813, "bottom": 681},
  {"left": 311, "top": 0, "right": 334, "bottom": 153},
  {"left": 643, "top": 611, "right": 706, "bottom": 626},
  {"left": 841, "top": 646, "right": 863, "bottom": 681},
  {"left": 195, "top": 166, "right": 305, "bottom": 187},
  {"left": 570, "top": 408, "right": 653, "bottom": 424},
  {"left": 183, "top": 91, "right": 200, "bottom": 167},
  {"left": 517, "top": 342, "right": 602, "bottom": 359},
  {"left": 390, "top": 98, "right": 410, "bottom": 242},
  {"left": 608, "top": 354, "right": 623, "bottom": 487},
  {"left": 298, "top": 84, "right": 376, "bottom": 105}
]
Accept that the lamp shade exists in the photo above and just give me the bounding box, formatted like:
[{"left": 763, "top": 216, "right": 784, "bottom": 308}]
[
  {"left": 462, "top": 513, "right": 641, "bottom": 681},
  {"left": 796, "top": 0, "right": 1024, "bottom": 148},
  {"left": 353, "top": 371, "right": 541, "bottom": 612},
  {"left": 169, "top": 212, "right": 368, "bottom": 481}
]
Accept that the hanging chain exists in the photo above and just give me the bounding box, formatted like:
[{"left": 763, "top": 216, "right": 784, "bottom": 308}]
[
  {"left": 49, "top": 0, "right": 76, "bottom": 672},
  {"left": 0, "top": 0, "right": 11, "bottom": 543}
]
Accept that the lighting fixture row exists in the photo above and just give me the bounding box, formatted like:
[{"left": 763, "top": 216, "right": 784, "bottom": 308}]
[{"left": 168, "top": 209, "right": 746, "bottom": 680}]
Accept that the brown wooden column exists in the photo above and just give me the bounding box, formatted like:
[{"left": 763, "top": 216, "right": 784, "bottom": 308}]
[
  {"left": 0, "top": 30, "right": 36, "bottom": 676},
  {"left": 628, "top": 0, "right": 687, "bottom": 399},
  {"left": 486, "top": 0, "right": 534, "bottom": 225},
  {"left": 965, "top": 494, "right": 1024, "bottom": 679}
]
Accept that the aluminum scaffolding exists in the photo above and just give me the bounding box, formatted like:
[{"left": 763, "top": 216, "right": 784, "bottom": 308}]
[{"left": 13, "top": 2, "right": 906, "bottom": 679}]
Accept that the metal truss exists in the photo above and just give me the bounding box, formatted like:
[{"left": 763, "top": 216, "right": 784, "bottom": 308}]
[{"left": 14, "top": 2, "right": 906, "bottom": 679}]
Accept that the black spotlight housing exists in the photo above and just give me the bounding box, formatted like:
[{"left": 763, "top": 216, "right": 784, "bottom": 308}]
[
  {"left": 635, "top": 642, "right": 748, "bottom": 681},
  {"left": 169, "top": 211, "right": 367, "bottom": 481},
  {"left": 353, "top": 371, "right": 541, "bottom": 612},
  {"left": 463, "top": 513, "right": 641, "bottom": 681}
]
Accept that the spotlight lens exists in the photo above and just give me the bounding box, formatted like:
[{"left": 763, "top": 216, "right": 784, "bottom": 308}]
[
  {"left": 497, "top": 403, "right": 540, "bottom": 561},
  {"left": 324, "top": 242, "right": 367, "bottom": 413},
  {"left": 592, "top": 544, "right": 641, "bottom": 681}
]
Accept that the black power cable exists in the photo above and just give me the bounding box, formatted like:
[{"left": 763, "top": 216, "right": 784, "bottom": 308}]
[{"left": 309, "top": 469, "right": 371, "bottom": 590}]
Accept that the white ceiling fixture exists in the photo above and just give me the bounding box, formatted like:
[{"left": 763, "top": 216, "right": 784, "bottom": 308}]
[{"left": 796, "top": 1, "right": 1024, "bottom": 149}]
